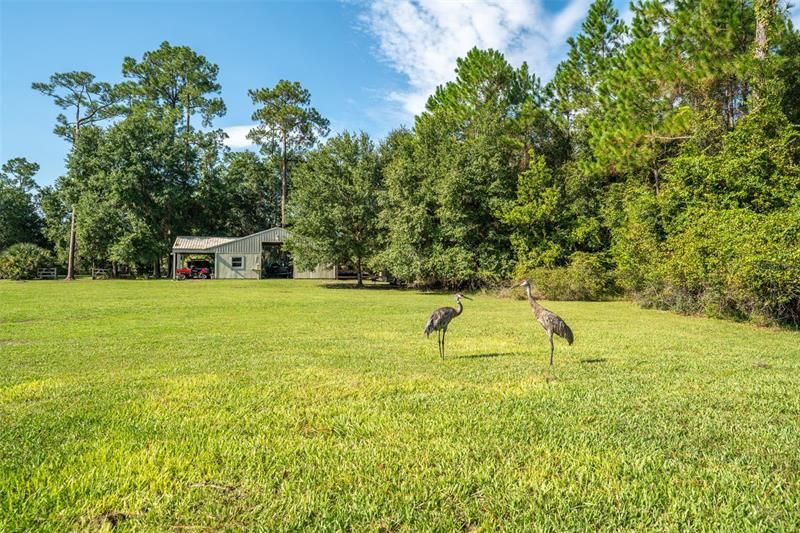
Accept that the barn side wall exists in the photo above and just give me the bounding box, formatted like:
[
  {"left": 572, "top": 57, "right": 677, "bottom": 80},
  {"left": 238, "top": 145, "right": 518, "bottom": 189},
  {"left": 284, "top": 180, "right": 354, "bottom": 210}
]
[
  {"left": 216, "top": 253, "right": 261, "bottom": 279},
  {"left": 211, "top": 228, "right": 287, "bottom": 254}
]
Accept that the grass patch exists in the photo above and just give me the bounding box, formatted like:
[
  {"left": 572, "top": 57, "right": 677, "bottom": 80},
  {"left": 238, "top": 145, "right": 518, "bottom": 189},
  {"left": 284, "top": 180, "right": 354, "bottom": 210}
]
[{"left": 1, "top": 279, "right": 799, "bottom": 529}]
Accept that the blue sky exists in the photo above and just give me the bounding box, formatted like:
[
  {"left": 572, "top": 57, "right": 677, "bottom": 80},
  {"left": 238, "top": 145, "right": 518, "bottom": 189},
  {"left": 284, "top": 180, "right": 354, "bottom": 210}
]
[{"left": 2, "top": 0, "right": 798, "bottom": 187}]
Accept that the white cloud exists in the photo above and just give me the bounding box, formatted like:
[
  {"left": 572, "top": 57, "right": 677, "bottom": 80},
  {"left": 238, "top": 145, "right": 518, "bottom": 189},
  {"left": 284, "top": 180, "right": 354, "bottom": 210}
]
[
  {"left": 221, "top": 125, "right": 256, "bottom": 149},
  {"left": 552, "top": 0, "right": 593, "bottom": 38},
  {"left": 360, "top": 0, "right": 595, "bottom": 118}
]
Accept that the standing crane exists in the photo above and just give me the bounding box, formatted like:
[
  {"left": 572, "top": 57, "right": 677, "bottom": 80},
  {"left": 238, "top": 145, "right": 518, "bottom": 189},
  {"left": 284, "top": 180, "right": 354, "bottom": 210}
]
[
  {"left": 516, "top": 280, "right": 574, "bottom": 366},
  {"left": 424, "top": 293, "right": 472, "bottom": 360}
]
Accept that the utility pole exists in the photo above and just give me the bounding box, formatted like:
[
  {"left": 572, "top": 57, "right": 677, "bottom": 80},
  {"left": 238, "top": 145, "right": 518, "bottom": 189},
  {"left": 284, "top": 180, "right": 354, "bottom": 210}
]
[{"left": 66, "top": 206, "right": 76, "bottom": 280}]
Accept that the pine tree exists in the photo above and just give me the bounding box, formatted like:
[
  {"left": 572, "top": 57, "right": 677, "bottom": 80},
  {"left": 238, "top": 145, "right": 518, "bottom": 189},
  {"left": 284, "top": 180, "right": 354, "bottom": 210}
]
[
  {"left": 547, "top": 0, "right": 626, "bottom": 132},
  {"left": 247, "top": 81, "right": 330, "bottom": 227}
]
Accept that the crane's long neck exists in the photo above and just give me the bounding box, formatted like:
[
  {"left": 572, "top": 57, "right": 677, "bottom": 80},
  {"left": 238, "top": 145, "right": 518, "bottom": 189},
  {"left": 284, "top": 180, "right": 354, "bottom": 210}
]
[
  {"left": 525, "top": 285, "right": 534, "bottom": 301},
  {"left": 526, "top": 285, "right": 544, "bottom": 314},
  {"left": 455, "top": 300, "right": 463, "bottom": 316}
]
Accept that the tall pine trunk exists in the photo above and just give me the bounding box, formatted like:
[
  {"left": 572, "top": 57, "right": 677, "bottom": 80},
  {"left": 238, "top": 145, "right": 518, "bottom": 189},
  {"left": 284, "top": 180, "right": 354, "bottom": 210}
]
[
  {"left": 66, "top": 206, "right": 77, "bottom": 281},
  {"left": 280, "top": 134, "right": 288, "bottom": 227},
  {"left": 185, "top": 111, "right": 191, "bottom": 173},
  {"left": 66, "top": 119, "right": 80, "bottom": 281},
  {"left": 754, "top": 0, "right": 776, "bottom": 60},
  {"left": 752, "top": 0, "right": 777, "bottom": 103}
]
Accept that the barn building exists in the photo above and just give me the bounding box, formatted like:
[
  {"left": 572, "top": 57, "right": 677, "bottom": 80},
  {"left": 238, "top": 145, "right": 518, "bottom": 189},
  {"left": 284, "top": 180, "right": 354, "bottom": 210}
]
[{"left": 171, "top": 227, "right": 336, "bottom": 280}]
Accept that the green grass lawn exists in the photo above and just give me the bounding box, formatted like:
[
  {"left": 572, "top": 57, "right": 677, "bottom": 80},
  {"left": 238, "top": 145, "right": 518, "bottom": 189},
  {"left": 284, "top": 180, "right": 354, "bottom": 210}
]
[{"left": 1, "top": 280, "right": 799, "bottom": 530}]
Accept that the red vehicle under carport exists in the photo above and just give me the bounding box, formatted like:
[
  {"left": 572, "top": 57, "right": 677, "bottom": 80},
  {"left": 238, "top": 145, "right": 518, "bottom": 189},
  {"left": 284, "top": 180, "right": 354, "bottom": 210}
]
[{"left": 175, "top": 259, "right": 213, "bottom": 280}]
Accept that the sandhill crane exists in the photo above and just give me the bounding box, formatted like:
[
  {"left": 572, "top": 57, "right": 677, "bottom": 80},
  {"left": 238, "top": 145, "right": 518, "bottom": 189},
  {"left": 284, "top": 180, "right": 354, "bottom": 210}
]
[
  {"left": 516, "top": 280, "right": 574, "bottom": 366},
  {"left": 424, "top": 293, "right": 472, "bottom": 360}
]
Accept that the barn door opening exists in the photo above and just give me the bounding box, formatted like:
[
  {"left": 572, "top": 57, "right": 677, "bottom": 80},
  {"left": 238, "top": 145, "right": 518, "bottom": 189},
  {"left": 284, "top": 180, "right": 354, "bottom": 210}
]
[{"left": 261, "top": 243, "right": 293, "bottom": 278}]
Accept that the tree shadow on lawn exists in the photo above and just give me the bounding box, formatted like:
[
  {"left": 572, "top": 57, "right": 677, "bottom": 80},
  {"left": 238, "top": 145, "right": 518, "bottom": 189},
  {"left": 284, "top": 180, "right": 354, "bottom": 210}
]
[
  {"left": 580, "top": 357, "right": 607, "bottom": 364},
  {"left": 321, "top": 282, "right": 399, "bottom": 290},
  {"left": 454, "top": 352, "right": 518, "bottom": 359},
  {"left": 321, "top": 283, "right": 463, "bottom": 296}
]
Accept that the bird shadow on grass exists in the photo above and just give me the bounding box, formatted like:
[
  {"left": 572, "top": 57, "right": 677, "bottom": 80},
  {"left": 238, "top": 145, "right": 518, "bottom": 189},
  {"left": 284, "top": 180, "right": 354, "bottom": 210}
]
[
  {"left": 580, "top": 358, "right": 607, "bottom": 364},
  {"left": 321, "top": 283, "right": 400, "bottom": 290},
  {"left": 454, "top": 352, "right": 517, "bottom": 360}
]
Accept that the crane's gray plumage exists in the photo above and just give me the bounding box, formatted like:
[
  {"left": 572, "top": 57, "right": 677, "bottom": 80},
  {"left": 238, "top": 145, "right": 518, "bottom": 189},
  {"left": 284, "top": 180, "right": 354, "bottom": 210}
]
[
  {"left": 517, "top": 280, "right": 573, "bottom": 366},
  {"left": 424, "top": 293, "right": 471, "bottom": 359}
]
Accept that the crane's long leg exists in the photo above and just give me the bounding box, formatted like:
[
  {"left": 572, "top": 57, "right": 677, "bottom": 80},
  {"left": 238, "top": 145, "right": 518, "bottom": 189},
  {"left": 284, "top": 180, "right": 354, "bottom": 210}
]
[
  {"left": 548, "top": 330, "right": 554, "bottom": 367},
  {"left": 442, "top": 328, "right": 447, "bottom": 360},
  {"left": 438, "top": 329, "right": 443, "bottom": 360}
]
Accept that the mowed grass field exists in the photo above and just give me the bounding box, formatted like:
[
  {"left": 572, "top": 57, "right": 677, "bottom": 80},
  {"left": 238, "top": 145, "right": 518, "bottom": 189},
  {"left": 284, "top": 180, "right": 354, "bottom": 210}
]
[{"left": 1, "top": 280, "right": 799, "bottom": 531}]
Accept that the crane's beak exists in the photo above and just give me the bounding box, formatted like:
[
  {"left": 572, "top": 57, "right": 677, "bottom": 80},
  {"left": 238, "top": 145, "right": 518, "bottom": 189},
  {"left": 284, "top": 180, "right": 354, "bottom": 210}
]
[{"left": 462, "top": 295, "right": 473, "bottom": 300}]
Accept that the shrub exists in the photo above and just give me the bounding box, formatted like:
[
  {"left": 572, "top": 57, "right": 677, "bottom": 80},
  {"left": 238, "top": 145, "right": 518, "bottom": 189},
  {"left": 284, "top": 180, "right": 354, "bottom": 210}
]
[
  {"left": 513, "top": 252, "right": 616, "bottom": 301},
  {"left": 607, "top": 185, "right": 665, "bottom": 296},
  {"left": 675, "top": 208, "right": 799, "bottom": 325},
  {"left": 0, "top": 243, "right": 54, "bottom": 280},
  {"left": 631, "top": 207, "right": 800, "bottom": 326}
]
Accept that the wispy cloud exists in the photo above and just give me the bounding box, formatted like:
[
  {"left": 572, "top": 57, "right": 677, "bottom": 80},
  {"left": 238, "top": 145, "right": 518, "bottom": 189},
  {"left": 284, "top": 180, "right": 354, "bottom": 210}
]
[
  {"left": 222, "top": 125, "right": 256, "bottom": 149},
  {"left": 359, "top": 0, "right": 595, "bottom": 118},
  {"left": 552, "top": 0, "right": 593, "bottom": 38}
]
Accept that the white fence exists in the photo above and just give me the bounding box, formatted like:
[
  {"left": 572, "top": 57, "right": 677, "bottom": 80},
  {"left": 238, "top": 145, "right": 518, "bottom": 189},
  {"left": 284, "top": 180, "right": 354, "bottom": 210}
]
[{"left": 37, "top": 268, "right": 57, "bottom": 279}]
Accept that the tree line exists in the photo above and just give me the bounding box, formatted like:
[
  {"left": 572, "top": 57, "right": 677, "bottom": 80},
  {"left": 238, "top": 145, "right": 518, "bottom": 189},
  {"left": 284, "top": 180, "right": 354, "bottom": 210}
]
[{"left": 2, "top": 0, "right": 799, "bottom": 325}]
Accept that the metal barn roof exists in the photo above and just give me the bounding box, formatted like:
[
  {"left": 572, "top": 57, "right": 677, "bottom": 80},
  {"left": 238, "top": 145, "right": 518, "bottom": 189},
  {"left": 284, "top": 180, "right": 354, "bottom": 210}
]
[
  {"left": 172, "top": 236, "right": 238, "bottom": 252},
  {"left": 172, "top": 228, "right": 288, "bottom": 253}
]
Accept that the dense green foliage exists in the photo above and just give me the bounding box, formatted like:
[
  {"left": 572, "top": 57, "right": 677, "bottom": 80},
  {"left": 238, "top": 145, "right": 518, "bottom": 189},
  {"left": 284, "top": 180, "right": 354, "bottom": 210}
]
[
  {"left": 285, "top": 132, "right": 382, "bottom": 286},
  {"left": 0, "top": 158, "right": 43, "bottom": 250},
  {"left": 518, "top": 252, "right": 616, "bottom": 301},
  {"left": 0, "top": 243, "right": 53, "bottom": 280},
  {"left": 2, "top": 280, "right": 800, "bottom": 529},
  {"left": 377, "top": 49, "right": 547, "bottom": 287},
  {"left": 203, "top": 151, "right": 281, "bottom": 236},
  {"left": 365, "top": 0, "right": 800, "bottom": 326}
]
